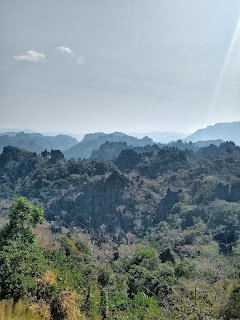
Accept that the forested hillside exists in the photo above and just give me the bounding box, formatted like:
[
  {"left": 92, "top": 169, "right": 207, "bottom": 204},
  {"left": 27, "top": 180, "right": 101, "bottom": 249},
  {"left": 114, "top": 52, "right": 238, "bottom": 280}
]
[{"left": 0, "top": 143, "right": 240, "bottom": 319}]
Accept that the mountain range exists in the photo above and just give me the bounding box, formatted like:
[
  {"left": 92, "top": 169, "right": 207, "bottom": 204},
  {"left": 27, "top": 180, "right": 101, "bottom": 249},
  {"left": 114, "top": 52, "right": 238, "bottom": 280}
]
[
  {"left": 0, "top": 132, "right": 78, "bottom": 154},
  {"left": 184, "top": 122, "right": 240, "bottom": 145},
  {"left": 63, "top": 132, "right": 153, "bottom": 160},
  {"left": 130, "top": 131, "right": 187, "bottom": 143},
  {"left": 1, "top": 138, "right": 240, "bottom": 319},
  {"left": 0, "top": 122, "right": 239, "bottom": 160}
]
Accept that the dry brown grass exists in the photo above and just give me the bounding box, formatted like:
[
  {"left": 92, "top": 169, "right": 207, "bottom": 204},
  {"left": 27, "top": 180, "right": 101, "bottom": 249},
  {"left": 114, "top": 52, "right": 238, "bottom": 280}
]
[
  {"left": 30, "top": 300, "right": 51, "bottom": 320},
  {"left": 59, "top": 291, "right": 85, "bottom": 320},
  {"left": 41, "top": 270, "right": 57, "bottom": 286},
  {"left": 0, "top": 299, "right": 43, "bottom": 320},
  {"left": 35, "top": 270, "right": 57, "bottom": 287},
  {"left": 33, "top": 221, "right": 61, "bottom": 251}
]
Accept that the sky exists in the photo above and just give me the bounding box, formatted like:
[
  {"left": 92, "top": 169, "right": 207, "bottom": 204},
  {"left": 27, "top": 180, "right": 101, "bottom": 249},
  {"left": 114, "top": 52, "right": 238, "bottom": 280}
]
[{"left": 1, "top": 0, "right": 240, "bottom": 134}]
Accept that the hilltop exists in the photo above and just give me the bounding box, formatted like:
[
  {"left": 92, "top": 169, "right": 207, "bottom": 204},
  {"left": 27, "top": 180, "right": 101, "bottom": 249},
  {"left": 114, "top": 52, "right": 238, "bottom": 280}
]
[
  {"left": 185, "top": 122, "right": 240, "bottom": 145},
  {"left": 63, "top": 132, "right": 153, "bottom": 160}
]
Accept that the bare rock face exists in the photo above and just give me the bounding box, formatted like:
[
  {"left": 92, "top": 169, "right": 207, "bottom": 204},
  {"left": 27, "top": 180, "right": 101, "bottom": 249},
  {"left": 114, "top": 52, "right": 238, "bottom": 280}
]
[
  {"left": 214, "top": 183, "right": 230, "bottom": 201},
  {"left": 48, "top": 170, "right": 133, "bottom": 236},
  {"left": 214, "top": 182, "right": 240, "bottom": 202},
  {"left": 0, "top": 146, "right": 38, "bottom": 183},
  {"left": 230, "top": 182, "right": 240, "bottom": 202},
  {"left": 154, "top": 188, "right": 184, "bottom": 224},
  {"left": 49, "top": 150, "right": 64, "bottom": 163}
]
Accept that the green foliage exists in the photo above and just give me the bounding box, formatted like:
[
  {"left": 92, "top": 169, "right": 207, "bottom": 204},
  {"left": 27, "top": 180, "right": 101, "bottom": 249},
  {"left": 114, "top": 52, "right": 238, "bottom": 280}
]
[
  {"left": 108, "top": 292, "right": 167, "bottom": 319},
  {"left": 4, "top": 273, "right": 38, "bottom": 301},
  {"left": 191, "top": 178, "right": 217, "bottom": 203},
  {"left": 59, "top": 235, "right": 72, "bottom": 257},
  {"left": 44, "top": 249, "right": 89, "bottom": 293},
  {"left": 75, "top": 238, "right": 91, "bottom": 255},
  {"left": 233, "top": 263, "right": 240, "bottom": 278},
  {"left": 208, "top": 200, "right": 240, "bottom": 245},
  {"left": 0, "top": 198, "right": 45, "bottom": 301},
  {"left": 184, "top": 229, "right": 202, "bottom": 245},
  {"left": 145, "top": 222, "right": 183, "bottom": 253},
  {"left": 9, "top": 197, "right": 44, "bottom": 228},
  {"left": 175, "top": 263, "right": 196, "bottom": 279},
  {"left": 100, "top": 288, "right": 108, "bottom": 319},
  {"left": 2, "top": 145, "right": 240, "bottom": 319},
  {"left": 132, "top": 245, "right": 160, "bottom": 271},
  {"left": 0, "top": 197, "right": 44, "bottom": 249},
  {"left": 223, "top": 286, "right": 240, "bottom": 319},
  {"left": 171, "top": 202, "right": 185, "bottom": 214},
  {"left": 98, "top": 268, "right": 111, "bottom": 287}
]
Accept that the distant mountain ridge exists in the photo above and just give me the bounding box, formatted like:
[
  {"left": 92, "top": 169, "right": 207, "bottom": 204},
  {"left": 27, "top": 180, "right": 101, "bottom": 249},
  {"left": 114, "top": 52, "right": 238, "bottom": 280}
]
[
  {"left": 84, "top": 132, "right": 127, "bottom": 140},
  {"left": 0, "top": 132, "right": 78, "bottom": 154},
  {"left": 0, "top": 122, "right": 239, "bottom": 158},
  {"left": 130, "top": 131, "right": 187, "bottom": 143},
  {"left": 185, "top": 122, "right": 240, "bottom": 145},
  {"left": 63, "top": 132, "right": 153, "bottom": 160}
]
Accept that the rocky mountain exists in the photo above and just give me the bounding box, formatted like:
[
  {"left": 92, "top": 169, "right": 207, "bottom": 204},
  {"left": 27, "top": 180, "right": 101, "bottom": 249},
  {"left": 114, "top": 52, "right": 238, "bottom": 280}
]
[
  {"left": 63, "top": 132, "right": 153, "bottom": 160},
  {"left": 1, "top": 142, "right": 240, "bottom": 241},
  {"left": 89, "top": 139, "right": 225, "bottom": 161},
  {"left": 185, "top": 122, "right": 240, "bottom": 145},
  {"left": 90, "top": 141, "right": 129, "bottom": 160},
  {"left": 130, "top": 131, "right": 187, "bottom": 143},
  {"left": 0, "top": 132, "right": 78, "bottom": 154},
  {"left": 165, "top": 139, "right": 224, "bottom": 153}
]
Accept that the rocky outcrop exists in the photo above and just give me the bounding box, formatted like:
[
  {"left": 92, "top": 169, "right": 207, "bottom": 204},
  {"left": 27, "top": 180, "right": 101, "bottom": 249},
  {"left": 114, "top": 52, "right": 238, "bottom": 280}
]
[
  {"left": 214, "top": 183, "right": 229, "bottom": 201},
  {"left": 230, "top": 182, "right": 240, "bottom": 202},
  {"left": 48, "top": 170, "right": 134, "bottom": 235},
  {"left": 154, "top": 188, "right": 184, "bottom": 224}
]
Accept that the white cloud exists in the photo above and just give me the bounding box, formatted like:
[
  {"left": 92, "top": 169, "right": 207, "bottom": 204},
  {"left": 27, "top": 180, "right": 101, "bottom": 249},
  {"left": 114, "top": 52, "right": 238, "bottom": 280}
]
[
  {"left": 14, "top": 50, "right": 45, "bottom": 62},
  {"left": 56, "top": 46, "right": 85, "bottom": 64},
  {"left": 57, "top": 46, "right": 73, "bottom": 54},
  {"left": 77, "top": 56, "right": 85, "bottom": 64}
]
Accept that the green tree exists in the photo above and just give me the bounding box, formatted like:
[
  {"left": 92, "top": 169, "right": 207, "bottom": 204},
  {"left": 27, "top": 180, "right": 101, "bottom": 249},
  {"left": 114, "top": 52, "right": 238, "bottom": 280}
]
[
  {"left": 0, "top": 197, "right": 44, "bottom": 248},
  {"left": 208, "top": 200, "right": 240, "bottom": 246},
  {"left": 132, "top": 245, "right": 160, "bottom": 271},
  {"left": 75, "top": 238, "right": 91, "bottom": 255},
  {"left": 100, "top": 288, "right": 108, "bottom": 319},
  {"left": 0, "top": 197, "right": 45, "bottom": 301}
]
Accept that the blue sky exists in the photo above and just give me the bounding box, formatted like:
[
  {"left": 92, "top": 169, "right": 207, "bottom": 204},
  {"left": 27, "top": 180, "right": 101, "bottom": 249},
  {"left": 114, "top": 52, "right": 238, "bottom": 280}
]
[{"left": 1, "top": 0, "right": 240, "bottom": 134}]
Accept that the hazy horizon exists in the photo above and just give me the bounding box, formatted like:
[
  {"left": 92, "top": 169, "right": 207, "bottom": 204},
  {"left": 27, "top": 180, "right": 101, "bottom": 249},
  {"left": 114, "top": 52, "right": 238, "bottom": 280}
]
[
  {"left": 1, "top": 1, "right": 240, "bottom": 133},
  {"left": 1, "top": 120, "right": 240, "bottom": 141}
]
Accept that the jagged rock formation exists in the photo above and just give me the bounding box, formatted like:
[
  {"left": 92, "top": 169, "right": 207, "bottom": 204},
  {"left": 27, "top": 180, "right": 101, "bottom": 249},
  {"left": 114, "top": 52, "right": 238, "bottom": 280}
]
[
  {"left": 0, "top": 142, "right": 240, "bottom": 241},
  {"left": 90, "top": 141, "right": 129, "bottom": 160}
]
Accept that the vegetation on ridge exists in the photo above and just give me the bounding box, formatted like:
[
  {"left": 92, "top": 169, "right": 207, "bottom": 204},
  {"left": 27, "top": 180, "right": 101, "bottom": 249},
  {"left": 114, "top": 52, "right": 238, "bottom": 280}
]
[{"left": 0, "top": 142, "right": 240, "bottom": 318}]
